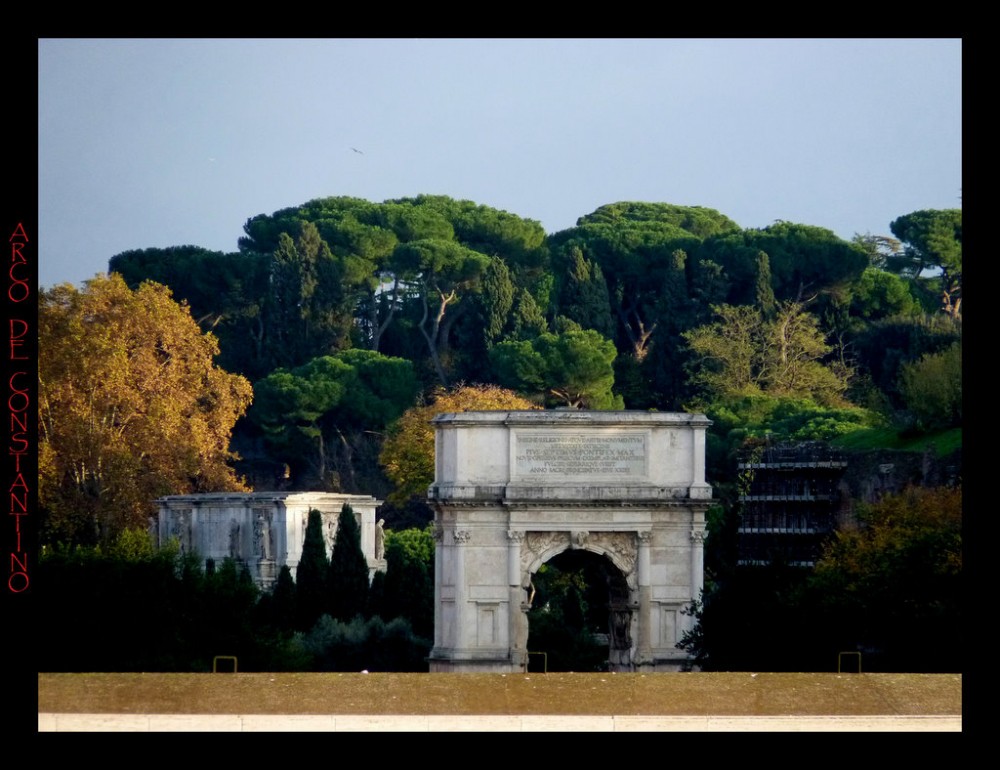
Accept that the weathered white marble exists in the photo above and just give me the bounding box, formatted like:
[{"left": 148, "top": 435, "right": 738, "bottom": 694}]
[
  {"left": 427, "top": 411, "right": 712, "bottom": 673},
  {"left": 155, "top": 492, "right": 384, "bottom": 589},
  {"left": 39, "top": 713, "right": 963, "bottom": 732}
]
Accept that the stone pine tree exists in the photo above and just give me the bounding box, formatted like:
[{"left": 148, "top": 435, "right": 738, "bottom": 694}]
[
  {"left": 296, "top": 509, "right": 330, "bottom": 631},
  {"left": 327, "top": 504, "right": 370, "bottom": 622}
]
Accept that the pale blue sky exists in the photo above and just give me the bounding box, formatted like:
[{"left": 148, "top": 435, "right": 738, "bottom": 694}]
[{"left": 38, "top": 38, "right": 962, "bottom": 289}]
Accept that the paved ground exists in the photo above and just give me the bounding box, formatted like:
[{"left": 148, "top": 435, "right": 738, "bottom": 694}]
[{"left": 38, "top": 672, "right": 962, "bottom": 732}]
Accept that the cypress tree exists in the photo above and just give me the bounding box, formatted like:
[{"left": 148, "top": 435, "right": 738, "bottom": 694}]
[
  {"left": 382, "top": 538, "right": 434, "bottom": 639},
  {"left": 557, "top": 247, "right": 615, "bottom": 339},
  {"left": 755, "top": 250, "right": 777, "bottom": 319},
  {"left": 270, "top": 565, "right": 297, "bottom": 632},
  {"left": 367, "top": 569, "right": 387, "bottom": 619},
  {"left": 296, "top": 509, "right": 330, "bottom": 631},
  {"left": 328, "top": 504, "right": 370, "bottom": 622}
]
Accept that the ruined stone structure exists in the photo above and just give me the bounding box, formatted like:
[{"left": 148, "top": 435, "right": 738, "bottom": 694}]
[
  {"left": 155, "top": 492, "right": 384, "bottom": 589},
  {"left": 427, "top": 410, "right": 712, "bottom": 673}
]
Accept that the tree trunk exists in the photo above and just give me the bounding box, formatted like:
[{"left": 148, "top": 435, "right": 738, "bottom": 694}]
[{"left": 418, "top": 284, "right": 456, "bottom": 387}]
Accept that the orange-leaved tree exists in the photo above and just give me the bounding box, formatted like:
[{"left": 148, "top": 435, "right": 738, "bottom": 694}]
[
  {"left": 39, "top": 274, "right": 253, "bottom": 546},
  {"left": 379, "top": 384, "right": 537, "bottom": 505}
]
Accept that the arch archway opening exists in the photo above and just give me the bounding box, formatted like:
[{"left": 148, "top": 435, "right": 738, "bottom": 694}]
[{"left": 526, "top": 549, "right": 632, "bottom": 672}]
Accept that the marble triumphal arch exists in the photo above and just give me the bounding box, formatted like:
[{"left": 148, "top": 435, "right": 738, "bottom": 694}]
[{"left": 427, "top": 410, "right": 712, "bottom": 672}]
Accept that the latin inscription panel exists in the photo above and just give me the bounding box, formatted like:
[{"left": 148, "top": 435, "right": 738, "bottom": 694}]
[{"left": 514, "top": 432, "right": 647, "bottom": 479}]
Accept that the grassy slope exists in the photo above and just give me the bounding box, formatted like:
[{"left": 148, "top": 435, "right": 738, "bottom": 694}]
[{"left": 832, "top": 426, "right": 961, "bottom": 456}]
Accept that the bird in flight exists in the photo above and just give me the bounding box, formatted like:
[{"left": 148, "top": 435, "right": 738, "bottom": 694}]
[{"left": 351, "top": 147, "right": 364, "bottom": 155}]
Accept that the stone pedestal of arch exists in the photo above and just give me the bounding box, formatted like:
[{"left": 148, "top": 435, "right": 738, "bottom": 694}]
[{"left": 427, "top": 411, "right": 712, "bottom": 673}]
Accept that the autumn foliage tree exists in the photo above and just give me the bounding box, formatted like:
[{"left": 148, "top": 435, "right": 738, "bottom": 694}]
[
  {"left": 379, "top": 384, "right": 538, "bottom": 504},
  {"left": 810, "top": 485, "right": 962, "bottom": 671},
  {"left": 38, "top": 274, "right": 253, "bottom": 546}
]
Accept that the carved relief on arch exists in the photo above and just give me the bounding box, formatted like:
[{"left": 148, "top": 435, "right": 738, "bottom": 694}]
[
  {"left": 521, "top": 531, "right": 569, "bottom": 581},
  {"left": 520, "top": 530, "right": 639, "bottom": 590},
  {"left": 589, "top": 532, "right": 638, "bottom": 579}
]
